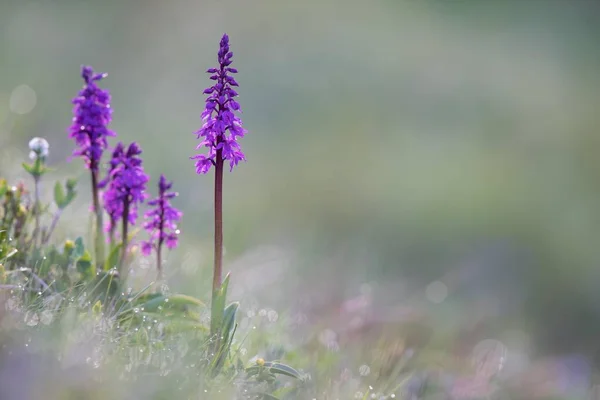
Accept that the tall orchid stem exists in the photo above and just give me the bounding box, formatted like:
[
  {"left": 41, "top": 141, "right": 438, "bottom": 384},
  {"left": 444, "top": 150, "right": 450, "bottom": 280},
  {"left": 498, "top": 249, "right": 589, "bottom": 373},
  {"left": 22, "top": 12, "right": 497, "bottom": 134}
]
[
  {"left": 119, "top": 197, "right": 130, "bottom": 277},
  {"left": 156, "top": 200, "right": 165, "bottom": 284},
  {"left": 90, "top": 170, "right": 105, "bottom": 267},
  {"left": 211, "top": 147, "right": 224, "bottom": 339},
  {"left": 213, "top": 148, "right": 224, "bottom": 296},
  {"left": 156, "top": 241, "right": 163, "bottom": 284},
  {"left": 109, "top": 218, "right": 116, "bottom": 249}
]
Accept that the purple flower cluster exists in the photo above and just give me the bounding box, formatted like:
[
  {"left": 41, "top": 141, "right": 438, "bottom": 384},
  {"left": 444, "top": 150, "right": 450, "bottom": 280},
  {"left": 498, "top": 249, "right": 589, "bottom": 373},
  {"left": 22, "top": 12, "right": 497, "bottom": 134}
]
[
  {"left": 66, "top": 34, "right": 245, "bottom": 279},
  {"left": 100, "top": 142, "right": 149, "bottom": 233},
  {"left": 192, "top": 34, "right": 247, "bottom": 174},
  {"left": 69, "top": 65, "right": 116, "bottom": 172},
  {"left": 141, "top": 175, "right": 183, "bottom": 256}
]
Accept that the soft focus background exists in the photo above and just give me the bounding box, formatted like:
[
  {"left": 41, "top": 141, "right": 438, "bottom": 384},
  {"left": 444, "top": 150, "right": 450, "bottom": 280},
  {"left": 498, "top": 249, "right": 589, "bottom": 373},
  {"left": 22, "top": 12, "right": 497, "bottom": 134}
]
[{"left": 2, "top": 0, "right": 600, "bottom": 395}]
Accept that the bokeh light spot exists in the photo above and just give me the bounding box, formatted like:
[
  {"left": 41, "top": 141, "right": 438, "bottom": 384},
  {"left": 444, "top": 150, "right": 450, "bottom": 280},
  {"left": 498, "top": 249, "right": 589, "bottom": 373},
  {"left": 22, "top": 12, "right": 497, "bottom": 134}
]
[
  {"left": 425, "top": 280, "right": 448, "bottom": 304},
  {"left": 9, "top": 84, "right": 37, "bottom": 115}
]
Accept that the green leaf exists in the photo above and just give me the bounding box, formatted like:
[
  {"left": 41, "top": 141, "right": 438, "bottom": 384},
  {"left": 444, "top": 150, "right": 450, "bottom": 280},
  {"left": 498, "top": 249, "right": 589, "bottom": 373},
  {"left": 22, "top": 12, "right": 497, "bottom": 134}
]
[
  {"left": 92, "top": 300, "right": 103, "bottom": 315},
  {"left": 66, "top": 178, "right": 77, "bottom": 191},
  {"left": 210, "top": 272, "right": 231, "bottom": 335},
  {"left": 221, "top": 301, "right": 239, "bottom": 341},
  {"left": 131, "top": 292, "right": 163, "bottom": 305},
  {"left": 54, "top": 181, "right": 66, "bottom": 208},
  {"left": 22, "top": 162, "right": 35, "bottom": 175},
  {"left": 72, "top": 237, "right": 85, "bottom": 260},
  {"left": 22, "top": 159, "right": 47, "bottom": 178},
  {"left": 38, "top": 166, "right": 50, "bottom": 176},
  {"left": 247, "top": 368, "right": 276, "bottom": 383},
  {"left": 246, "top": 362, "right": 304, "bottom": 380},
  {"left": 76, "top": 250, "right": 93, "bottom": 271},
  {"left": 163, "top": 294, "right": 205, "bottom": 308},
  {"left": 267, "top": 363, "right": 304, "bottom": 380},
  {"left": 211, "top": 301, "right": 239, "bottom": 376},
  {"left": 162, "top": 319, "right": 208, "bottom": 334},
  {"left": 64, "top": 189, "right": 77, "bottom": 206},
  {"left": 104, "top": 243, "right": 122, "bottom": 271},
  {"left": 2, "top": 248, "right": 18, "bottom": 260},
  {"left": 76, "top": 250, "right": 95, "bottom": 280},
  {"left": 134, "top": 294, "right": 204, "bottom": 313}
]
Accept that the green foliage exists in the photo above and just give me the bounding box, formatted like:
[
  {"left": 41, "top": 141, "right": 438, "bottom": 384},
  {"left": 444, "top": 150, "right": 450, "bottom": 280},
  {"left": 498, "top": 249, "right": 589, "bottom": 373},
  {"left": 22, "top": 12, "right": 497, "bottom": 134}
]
[
  {"left": 0, "top": 169, "right": 534, "bottom": 400},
  {"left": 72, "top": 237, "right": 85, "bottom": 260},
  {"left": 76, "top": 250, "right": 95, "bottom": 280},
  {"left": 246, "top": 361, "right": 304, "bottom": 381},
  {"left": 0, "top": 168, "right": 79, "bottom": 265},
  {"left": 210, "top": 272, "right": 231, "bottom": 337},
  {"left": 104, "top": 243, "right": 122, "bottom": 271},
  {"left": 53, "top": 179, "right": 77, "bottom": 209},
  {"left": 211, "top": 301, "right": 239, "bottom": 376},
  {"left": 135, "top": 293, "right": 205, "bottom": 313},
  {"left": 91, "top": 269, "right": 120, "bottom": 301},
  {"left": 0, "top": 139, "right": 305, "bottom": 400},
  {"left": 22, "top": 157, "right": 50, "bottom": 179},
  {"left": 0, "top": 230, "right": 18, "bottom": 262},
  {"left": 206, "top": 273, "right": 239, "bottom": 377},
  {"left": 0, "top": 182, "right": 29, "bottom": 252}
]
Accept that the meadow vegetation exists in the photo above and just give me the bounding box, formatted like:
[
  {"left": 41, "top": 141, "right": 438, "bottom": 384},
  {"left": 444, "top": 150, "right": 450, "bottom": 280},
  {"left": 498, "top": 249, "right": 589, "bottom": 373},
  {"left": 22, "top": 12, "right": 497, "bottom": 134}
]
[{"left": 1, "top": 11, "right": 599, "bottom": 397}]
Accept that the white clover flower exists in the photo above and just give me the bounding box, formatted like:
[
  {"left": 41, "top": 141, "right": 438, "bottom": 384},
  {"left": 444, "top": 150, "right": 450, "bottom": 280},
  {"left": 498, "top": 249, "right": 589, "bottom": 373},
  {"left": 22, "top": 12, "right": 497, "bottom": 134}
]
[{"left": 28, "top": 137, "right": 49, "bottom": 159}]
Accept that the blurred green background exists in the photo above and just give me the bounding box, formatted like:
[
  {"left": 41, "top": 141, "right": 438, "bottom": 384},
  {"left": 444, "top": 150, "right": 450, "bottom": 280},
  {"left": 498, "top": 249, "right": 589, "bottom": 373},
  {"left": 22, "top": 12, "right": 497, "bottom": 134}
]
[{"left": 2, "top": 0, "right": 600, "bottom": 357}]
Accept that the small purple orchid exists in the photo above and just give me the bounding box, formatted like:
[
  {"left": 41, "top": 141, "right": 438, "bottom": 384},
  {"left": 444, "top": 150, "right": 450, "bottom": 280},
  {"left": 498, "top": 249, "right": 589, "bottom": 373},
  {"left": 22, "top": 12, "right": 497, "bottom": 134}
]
[
  {"left": 69, "top": 65, "right": 115, "bottom": 173},
  {"left": 99, "top": 142, "right": 124, "bottom": 240},
  {"left": 101, "top": 142, "right": 149, "bottom": 271},
  {"left": 69, "top": 65, "right": 115, "bottom": 265},
  {"left": 141, "top": 175, "right": 183, "bottom": 281},
  {"left": 191, "top": 33, "right": 247, "bottom": 174}
]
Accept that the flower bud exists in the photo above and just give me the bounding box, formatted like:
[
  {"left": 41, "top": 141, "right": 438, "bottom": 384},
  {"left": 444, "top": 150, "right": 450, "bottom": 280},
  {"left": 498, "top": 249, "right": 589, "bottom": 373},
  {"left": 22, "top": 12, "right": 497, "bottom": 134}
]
[
  {"left": 64, "top": 239, "right": 75, "bottom": 254},
  {"left": 28, "top": 137, "right": 49, "bottom": 160}
]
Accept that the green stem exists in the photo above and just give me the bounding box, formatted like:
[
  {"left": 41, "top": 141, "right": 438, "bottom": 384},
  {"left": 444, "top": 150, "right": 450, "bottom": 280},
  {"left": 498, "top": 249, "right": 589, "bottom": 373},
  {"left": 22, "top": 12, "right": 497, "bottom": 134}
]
[
  {"left": 91, "top": 169, "right": 105, "bottom": 268},
  {"left": 41, "top": 209, "right": 62, "bottom": 245},
  {"left": 33, "top": 176, "right": 40, "bottom": 247}
]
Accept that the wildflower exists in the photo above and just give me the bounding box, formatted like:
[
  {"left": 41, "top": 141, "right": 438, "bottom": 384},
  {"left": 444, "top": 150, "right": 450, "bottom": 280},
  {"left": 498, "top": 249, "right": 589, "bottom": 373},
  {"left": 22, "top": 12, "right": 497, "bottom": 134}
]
[
  {"left": 191, "top": 33, "right": 247, "bottom": 174},
  {"left": 68, "top": 65, "right": 115, "bottom": 172},
  {"left": 141, "top": 174, "right": 183, "bottom": 281},
  {"left": 101, "top": 142, "right": 149, "bottom": 271},
  {"left": 25, "top": 137, "right": 50, "bottom": 246},
  {"left": 63, "top": 240, "right": 75, "bottom": 253},
  {"left": 192, "top": 34, "right": 246, "bottom": 340},
  {"left": 28, "top": 137, "right": 49, "bottom": 161},
  {"left": 102, "top": 142, "right": 148, "bottom": 231},
  {"left": 99, "top": 142, "right": 125, "bottom": 236},
  {"left": 68, "top": 65, "right": 115, "bottom": 265}
]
